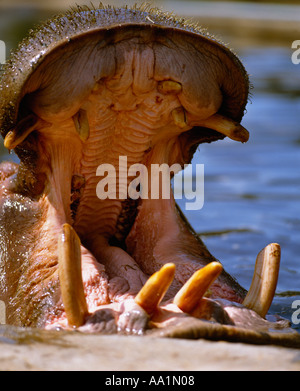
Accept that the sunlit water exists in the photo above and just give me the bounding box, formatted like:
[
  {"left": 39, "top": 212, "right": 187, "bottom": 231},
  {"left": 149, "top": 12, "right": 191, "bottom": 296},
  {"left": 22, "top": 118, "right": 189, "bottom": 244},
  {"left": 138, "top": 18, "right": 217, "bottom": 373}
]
[{"left": 0, "top": 7, "right": 299, "bottom": 332}]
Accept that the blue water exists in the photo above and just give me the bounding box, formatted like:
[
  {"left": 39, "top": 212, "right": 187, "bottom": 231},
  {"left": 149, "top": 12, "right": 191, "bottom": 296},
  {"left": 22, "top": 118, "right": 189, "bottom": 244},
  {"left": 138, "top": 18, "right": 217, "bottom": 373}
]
[{"left": 0, "top": 8, "right": 299, "bottom": 332}]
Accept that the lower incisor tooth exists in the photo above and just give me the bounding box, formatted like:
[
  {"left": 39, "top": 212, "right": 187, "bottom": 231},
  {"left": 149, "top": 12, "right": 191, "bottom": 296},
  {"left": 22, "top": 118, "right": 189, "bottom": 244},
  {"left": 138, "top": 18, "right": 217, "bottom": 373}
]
[
  {"left": 243, "top": 243, "right": 281, "bottom": 318},
  {"left": 135, "top": 263, "right": 176, "bottom": 315},
  {"left": 58, "top": 223, "right": 88, "bottom": 328},
  {"left": 174, "top": 262, "right": 223, "bottom": 314}
]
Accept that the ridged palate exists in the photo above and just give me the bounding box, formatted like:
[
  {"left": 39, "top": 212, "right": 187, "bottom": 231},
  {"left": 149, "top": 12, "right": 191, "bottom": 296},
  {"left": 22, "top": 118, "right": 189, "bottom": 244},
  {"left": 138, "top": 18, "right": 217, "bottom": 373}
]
[{"left": 72, "top": 64, "right": 187, "bottom": 237}]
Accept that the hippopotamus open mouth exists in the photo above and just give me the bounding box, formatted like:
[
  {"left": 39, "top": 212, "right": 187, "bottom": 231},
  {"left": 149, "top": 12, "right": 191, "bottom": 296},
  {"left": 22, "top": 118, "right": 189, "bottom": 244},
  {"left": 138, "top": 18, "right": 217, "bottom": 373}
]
[{"left": 0, "top": 4, "right": 299, "bottom": 347}]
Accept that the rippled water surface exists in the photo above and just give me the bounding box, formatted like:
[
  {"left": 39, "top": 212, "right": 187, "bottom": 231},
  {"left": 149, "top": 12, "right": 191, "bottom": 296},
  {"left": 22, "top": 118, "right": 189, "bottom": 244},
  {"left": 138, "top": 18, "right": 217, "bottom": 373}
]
[{"left": 0, "top": 5, "right": 299, "bottom": 332}]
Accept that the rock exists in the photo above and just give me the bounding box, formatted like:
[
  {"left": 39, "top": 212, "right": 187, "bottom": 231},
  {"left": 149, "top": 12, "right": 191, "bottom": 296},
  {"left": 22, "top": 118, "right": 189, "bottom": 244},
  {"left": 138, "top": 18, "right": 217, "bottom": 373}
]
[{"left": 0, "top": 326, "right": 299, "bottom": 371}]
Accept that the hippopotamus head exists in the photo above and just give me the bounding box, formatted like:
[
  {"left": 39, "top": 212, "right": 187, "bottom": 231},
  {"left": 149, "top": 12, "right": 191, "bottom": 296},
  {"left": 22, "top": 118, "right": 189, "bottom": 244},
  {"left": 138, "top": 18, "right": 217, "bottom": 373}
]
[{"left": 0, "top": 4, "right": 299, "bottom": 348}]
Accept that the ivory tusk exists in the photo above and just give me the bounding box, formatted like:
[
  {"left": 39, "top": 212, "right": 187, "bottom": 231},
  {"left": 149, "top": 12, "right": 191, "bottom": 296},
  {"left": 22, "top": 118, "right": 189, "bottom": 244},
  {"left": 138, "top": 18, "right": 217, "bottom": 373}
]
[
  {"left": 58, "top": 223, "right": 88, "bottom": 327},
  {"left": 4, "top": 114, "right": 47, "bottom": 149},
  {"left": 198, "top": 113, "right": 249, "bottom": 143},
  {"left": 243, "top": 243, "right": 281, "bottom": 318}
]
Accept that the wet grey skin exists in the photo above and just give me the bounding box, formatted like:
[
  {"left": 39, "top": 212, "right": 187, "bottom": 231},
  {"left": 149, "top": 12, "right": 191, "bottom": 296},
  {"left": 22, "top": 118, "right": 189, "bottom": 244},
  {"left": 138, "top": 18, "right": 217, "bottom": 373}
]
[{"left": 0, "top": 4, "right": 299, "bottom": 348}]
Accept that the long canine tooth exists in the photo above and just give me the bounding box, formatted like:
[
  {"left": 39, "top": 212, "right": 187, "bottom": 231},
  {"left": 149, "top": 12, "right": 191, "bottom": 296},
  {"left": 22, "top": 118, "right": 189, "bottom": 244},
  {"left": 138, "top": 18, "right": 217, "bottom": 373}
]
[
  {"left": 4, "top": 114, "right": 45, "bottom": 149},
  {"left": 174, "top": 262, "right": 223, "bottom": 314},
  {"left": 172, "top": 107, "right": 188, "bottom": 129},
  {"left": 135, "top": 263, "right": 176, "bottom": 315},
  {"left": 198, "top": 113, "right": 249, "bottom": 143},
  {"left": 58, "top": 223, "right": 88, "bottom": 327},
  {"left": 72, "top": 109, "right": 90, "bottom": 141},
  {"left": 158, "top": 80, "right": 182, "bottom": 95},
  {"left": 243, "top": 243, "right": 281, "bottom": 318}
]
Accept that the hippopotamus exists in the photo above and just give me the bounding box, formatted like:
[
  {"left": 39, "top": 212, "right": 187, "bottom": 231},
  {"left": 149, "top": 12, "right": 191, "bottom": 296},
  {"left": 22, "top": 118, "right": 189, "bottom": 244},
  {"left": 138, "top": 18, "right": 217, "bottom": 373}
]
[{"left": 0, "top": 4, "right": 299, "bottom": 347}]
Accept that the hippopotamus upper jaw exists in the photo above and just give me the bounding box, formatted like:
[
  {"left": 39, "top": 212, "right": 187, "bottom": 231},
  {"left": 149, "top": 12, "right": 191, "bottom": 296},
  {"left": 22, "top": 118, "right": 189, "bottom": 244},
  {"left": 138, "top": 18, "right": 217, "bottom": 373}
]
[{"left": 0, "top": 5, "right": 291, "bottom": 345}]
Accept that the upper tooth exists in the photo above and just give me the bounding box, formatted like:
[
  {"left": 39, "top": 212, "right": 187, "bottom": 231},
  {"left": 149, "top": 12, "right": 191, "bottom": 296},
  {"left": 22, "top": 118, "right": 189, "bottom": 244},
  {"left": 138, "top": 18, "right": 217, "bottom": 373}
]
[
  {"left": 158, "top": 80, "right": 182, "bottom": 95},
  {"left": 172, "top": 107, "right": 188, "bottom": 129},
  {"left": 92, "top": 81, "right": 103, "bottom": 93},
  {"left": 197, "top": 113, "right": 249, "bottom": 143},
  {"left": 4, "top": 114, "right": 46, "bottom": 149},
  {"left": 72, "top": 109, "right": 90, "bottom": 142},
  {"left": 173, "top": 262, "right": 223, "bottom": 314},
  {"left": 243, "top": 243, "right": 281, "bottom": 318},
  {"left": 58, "top": 223, "right": 88, "bottom": 328}
]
